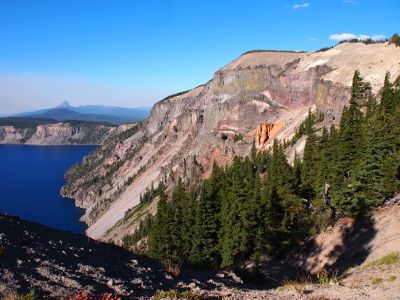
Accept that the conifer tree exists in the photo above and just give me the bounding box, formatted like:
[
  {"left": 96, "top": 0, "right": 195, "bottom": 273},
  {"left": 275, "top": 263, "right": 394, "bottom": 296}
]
[
  {"left": 168, "top": 178, "right": 191, "bottom": 266},
  {"left": 148, "top": 188, "right": 171, "bottom": 264},
  {"left": 219, "top": 157, "right": 254, "bottom": 267},
  {"left": 189, "top": 162, "right": 223, "bottom": 269},
  {"left": 380, "top": 72, "right": 395, "bottom": 113},
  {"left": 333, "top": 71, "right": 368, "bottom": 216},
  {"left": 262, "top": 140, "right": 296, "bottom": 252},
  {"left": 300, "top": 127, "right": 320, "bottom": 201}
]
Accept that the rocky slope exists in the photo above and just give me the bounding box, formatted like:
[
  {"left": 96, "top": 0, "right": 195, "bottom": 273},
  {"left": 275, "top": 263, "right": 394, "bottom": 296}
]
[
  {"left": 1, "top": 199, "right": 400, "bottom": 299},
  {"left": 0, "top": 122, "right": 134, "bottom": 145},
  {"left": 61, "top": 42, "right": 400, "bottom": 242}
]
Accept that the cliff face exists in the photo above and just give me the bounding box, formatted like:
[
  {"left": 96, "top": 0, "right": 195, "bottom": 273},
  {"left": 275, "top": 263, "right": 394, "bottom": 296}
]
[
  {"left": 61, "top": 42, "right": 400, "bottom": 241},
  {"left": 0, "top": 126, "right": 28, "bottom": 144},
  {"left": 0, "top": 122, "right": 130, "bottom": 145}
]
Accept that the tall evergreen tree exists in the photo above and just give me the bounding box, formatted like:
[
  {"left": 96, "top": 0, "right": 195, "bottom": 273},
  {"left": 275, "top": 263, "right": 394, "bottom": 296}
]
[
  {"left": 148, "top": 188, "right": 171, "bottom": 264},
  {"left": 219, "top": 157, "right": 253, "bottom": 267},
  {"left": 333, "top": 71, "right": 369, "bottom": 216},
  {"left": 380, "top": 72, "right": 395, "bottom": 113},
  {"left": 189, "top": 162, "right": 224, "bottom": 269}
]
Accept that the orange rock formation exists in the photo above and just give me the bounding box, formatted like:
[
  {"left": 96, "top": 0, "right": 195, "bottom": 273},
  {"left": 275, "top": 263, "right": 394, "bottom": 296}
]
[{"left": 257, "top": 123, "right": 274, "bottom": 146}]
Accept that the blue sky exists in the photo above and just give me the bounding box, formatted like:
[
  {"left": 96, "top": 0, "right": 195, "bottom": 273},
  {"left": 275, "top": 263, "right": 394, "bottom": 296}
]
[{"left": 0, "top": 0, "right": 398, "bottom": 114}]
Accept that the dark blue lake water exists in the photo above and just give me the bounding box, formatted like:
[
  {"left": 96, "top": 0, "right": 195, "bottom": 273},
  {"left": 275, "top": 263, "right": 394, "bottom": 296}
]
[{"left": 0, "top": 145, "right": 97, "bottom": 234}]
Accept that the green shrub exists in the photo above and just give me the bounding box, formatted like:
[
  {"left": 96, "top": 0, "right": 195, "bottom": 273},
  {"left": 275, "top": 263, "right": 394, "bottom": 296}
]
[
  {"left": 11, "top": 290, "right": 46, "bottom": 300},
  {"left": 153, "top": 290, "right": 200, "bottom": 300},
  {"left": 316, "top": 269, "right": 338, "bottom": 285},
  {"left": 377, "top": 253, "right": 399, "bottom": 265},
  {"left": 371, "top": 277, "right": 383, "bottom": 284},
  {"left": 389, "top": 33, "right": 400, "bottom": 46},
  {"left": 233, "top": 133, "right": 243, "bottom": 143}
]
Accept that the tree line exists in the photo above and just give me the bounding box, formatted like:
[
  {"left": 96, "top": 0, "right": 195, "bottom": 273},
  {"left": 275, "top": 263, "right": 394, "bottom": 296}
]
[{"left": 125, "top": 70, "right": 400, "bottom": 275}]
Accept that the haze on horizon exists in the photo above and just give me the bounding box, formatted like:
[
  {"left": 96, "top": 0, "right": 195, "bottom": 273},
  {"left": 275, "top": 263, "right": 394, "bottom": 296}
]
[{"left": 0, "top": 0, "right": 398, "bottom": 115}]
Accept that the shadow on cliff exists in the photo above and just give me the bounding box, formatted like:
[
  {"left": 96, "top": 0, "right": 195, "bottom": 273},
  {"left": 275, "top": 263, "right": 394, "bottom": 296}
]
[{"left": 295, "top": 217, "right": 377, "bottom": 277}]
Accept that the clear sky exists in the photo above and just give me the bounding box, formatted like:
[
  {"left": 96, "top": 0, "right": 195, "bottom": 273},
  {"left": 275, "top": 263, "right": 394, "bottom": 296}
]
[{"left": 0, "top": 0, "right": 398, "bottom": 115}]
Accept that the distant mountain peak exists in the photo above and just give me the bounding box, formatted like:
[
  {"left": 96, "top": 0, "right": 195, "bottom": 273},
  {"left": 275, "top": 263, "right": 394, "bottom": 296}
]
[{"left": 56, "top": 101, "right": 71, "bottom": 108}]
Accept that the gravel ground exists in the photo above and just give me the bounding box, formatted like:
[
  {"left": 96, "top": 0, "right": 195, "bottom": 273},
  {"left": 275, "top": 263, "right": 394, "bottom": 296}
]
[{"left": 1, "top": 212, "right": 400, "bottom": 299}]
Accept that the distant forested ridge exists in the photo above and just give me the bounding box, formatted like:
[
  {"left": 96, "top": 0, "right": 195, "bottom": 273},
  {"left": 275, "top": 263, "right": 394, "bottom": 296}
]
[
  {"left": 122, "top": 70, "right": 400, "bottom": 275},
  {"left": 0, "top": 117, "right": 57, "bottom": 128}
]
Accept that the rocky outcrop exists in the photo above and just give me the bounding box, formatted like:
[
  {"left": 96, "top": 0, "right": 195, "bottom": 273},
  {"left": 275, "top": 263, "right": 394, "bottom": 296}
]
[
  {"left": 0, "top": 126, "right": 29, "bottom": 144},
  {"left": 61, "top": 42, "right": 400, "bottom": 241},
  {"left": 257, "top": 123, "right": 274, "bottom": 146},
  {"left": 0, "top": 122, "right": 131, "bottom": 145}
]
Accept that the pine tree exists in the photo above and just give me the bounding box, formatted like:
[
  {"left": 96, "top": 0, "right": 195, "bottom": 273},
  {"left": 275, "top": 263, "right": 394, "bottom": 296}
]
[
  {"left": 300, "top": 128, "right": 320, "bottom": 201},
  {"left": 189, "top": 162, "right": 224, "bottom": 269},
  {"left": 148, "top": 188, "right": 171, "bottom": 264},
  {"left": 219, "top": 157, "right": 252, "bottom": 267},
  {"left": 333, "top": 71, "right": 368, "bottom": 216},
  {"left": 261, "top": 140, "right": 297, "bottom": 253},
  {"left": 380, "top": 72, "right": 395, "bottom": 113},
  {"left": 168, "top": 178, "right": 191, "bottom": 267}
]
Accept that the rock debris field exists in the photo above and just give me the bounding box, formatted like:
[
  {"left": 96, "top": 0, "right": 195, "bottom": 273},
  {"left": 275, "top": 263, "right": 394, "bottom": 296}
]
[{"left": 1, "top": 211, "right": 400, "bottom": 299}]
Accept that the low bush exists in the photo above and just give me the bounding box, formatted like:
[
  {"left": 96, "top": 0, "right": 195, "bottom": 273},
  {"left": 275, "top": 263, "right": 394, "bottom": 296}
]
[
  {"left": 153, "top": 290, "right": 200, "bottom": 300},
  {"left": 377, "top": 253, "right": 399, "bottom": 265},
  {"left": 371, "top": 277, "right": 383, "bottom": 284},
  {"left": 316, "top": 269, "right": 338, "bottom": 285},
  {"left": 0, "top": 290, "right": 46, "bottom": 300}
]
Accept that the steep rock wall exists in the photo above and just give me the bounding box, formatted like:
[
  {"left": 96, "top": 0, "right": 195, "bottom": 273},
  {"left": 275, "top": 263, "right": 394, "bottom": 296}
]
[
  {"left": 0, "top": 123, "right": 128, "bottom": 145},
  {"left": 0, "top": 126, "right": 29, "bottom": 144},
  {"left": 61, "top": 42, "right": 400, "bottom": 241}
]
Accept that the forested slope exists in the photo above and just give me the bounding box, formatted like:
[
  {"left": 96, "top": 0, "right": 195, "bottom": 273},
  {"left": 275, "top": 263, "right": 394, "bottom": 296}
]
[{"left": 125, "top": 71, "right": 400, "bottom": 274}]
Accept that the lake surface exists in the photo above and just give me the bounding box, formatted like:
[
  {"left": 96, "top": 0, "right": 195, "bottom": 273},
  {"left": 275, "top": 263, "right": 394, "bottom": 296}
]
[{"left": 0, "top": 145, "right": 97, "bottom": 234}]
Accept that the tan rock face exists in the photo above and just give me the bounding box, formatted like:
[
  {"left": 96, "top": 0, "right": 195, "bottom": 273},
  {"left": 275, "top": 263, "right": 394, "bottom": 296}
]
[
  {"left": 0, "top": 126, "right": 27, "bottom": 143},
  {"left": 0, "top": 123, "right": 126, "bottom": 145}
]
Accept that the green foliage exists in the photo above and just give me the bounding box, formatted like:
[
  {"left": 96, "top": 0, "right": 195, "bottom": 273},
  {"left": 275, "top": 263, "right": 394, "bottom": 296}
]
[
  {"left": 316, "top": 46, "right": 333, "bottom": 52},
  {"left": 61, "top": 119, "right": 115, "bottom": 127},
  {"left": 240, "top": 49, "right": 307, "bottom": 57},
  {"left": 140, "top": 181, "right": 165, "bottom": 205},
  {"left": 64, "top": 124, "right": 147, "bottom": 192},
  {"left": 114, "top": 125, "right": 139, "bottom": 141},
  {"left": 377, "top": 253, "right": 400, "bottom": 265},
  {"left": 0, "top": 117, "right": 56, "bottom": 128},
  {"left": 338, "top": 37, "right": 387, "bottom": 45},
  {"left": 123, "top": 214, "right": 154, "bottom": 251},
  {"left": 316, "top": 269, "right": 338, "bottom": 285},
  {"left": 233, "top": 132, "right": 243, "bottom": 142},
  {"left": 13, "top": 290, "right": 46, "bottom": 300},
  {"left": 371, "top": 277, "right": 383, "bottom": 284},
  {"left": 89, "top": 198, "right": 112, "bottom": 220},
  {"left": 189, "top": 162, "right": 223, "bottom": 269},
  {"left": 159, "top": 90, "right": 191, "bottom": 102},
  {"left": 389, "top": 33, "right": 400, "bottom": 46},
  {"left": 288, "top": 110, "right": 323, "bottom": 147},
  {"left": 121, "top": 207, "right": 155, "bottom": 252},
  {"left": 152, "top": 290, "right": 200, "bottom": 300}
]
